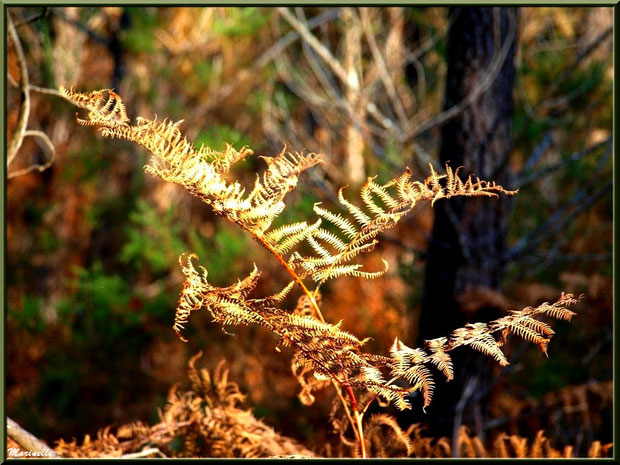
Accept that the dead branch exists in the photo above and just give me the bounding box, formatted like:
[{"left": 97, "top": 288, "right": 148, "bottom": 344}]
[
  {"left": 7, "top": 417, "right": 60, "bottom": 458},
  {"left": 514, "top": 26, "right": 612, "bottom": 141},
  {"left": 506, "top": 180, "right": 612, "bottom": 262},
  {"left": 274, "top": 8, "right": 439, "bottom": 172},
  {"left": 198, "top": 8, "right": 341, "bottom": 115},
  {"left": 360, "top": 8, "right": 410, "bottom": 131},
  {"left": 515, "top": 137, "right": 612, "bottom": 189},
  {"left": 7, "top": 12, "right": 31, "bottom": 167},
  {"left": 521, "top": 131, "right": 554, "bottom": 174},
  {"left": 7, "top": 12, "right": 58, "bottom": 179}
]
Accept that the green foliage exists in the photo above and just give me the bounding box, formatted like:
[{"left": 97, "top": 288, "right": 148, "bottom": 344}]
[
  {"left": 212, "top": 7, "right": 270, "bottom": 38},
  {"left": 120, "top": 198, "right": 250, "bottom": 283},
  {"left": 62, "top": 141, "right": 106, "bottom": 183},
  {"left": 120, "top": 199, "right": 187, "bottom": 274},
  {"left": 57, "top": 263, "right": 135, "bottom": 340},
  {"left": 122, "top": 7, "right": 159, "bottom": 53},
  {"left": 195, "top": 125, "right": 252, "bottom": 153},
  {"left": 205, "top": 226, "right": 250, "bottom": 283},
  {"left": 193, "top": 59, "right": 213, "bottom": 87},
  {"left": 9, "top": 295, "right": 46, "bottom": 333},
  {"left": 38, "top": 18, "right": 56, "bottom": 87}
]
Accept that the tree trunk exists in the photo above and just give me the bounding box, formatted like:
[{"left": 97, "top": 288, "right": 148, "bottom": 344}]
[{"left": 414, "top": 7, "right": 518, "bottom": 441}]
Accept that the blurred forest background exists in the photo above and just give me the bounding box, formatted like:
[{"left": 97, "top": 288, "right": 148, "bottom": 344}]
[{"left": 6, "top": 6, "right": 613, "bottom": 458}]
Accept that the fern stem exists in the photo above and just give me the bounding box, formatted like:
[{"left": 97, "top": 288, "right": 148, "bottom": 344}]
[
  {"left": 345, "top": 385, "right": 367, "bottom": 458},
  {"left": 240, "top": 223, "right": 326, "bottom": 323},
  {"left": 331, "top": 380, "right": 360, "bottom": 446},
  {"left": 241, "top": 222, "right": 367, "bottom": 456}
]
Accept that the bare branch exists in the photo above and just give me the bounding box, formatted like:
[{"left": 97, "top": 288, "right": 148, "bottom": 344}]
[
  {"left": 7, "top": 417, "right": 60, "bottom": 458},
  {"left": 7, "top": 12, "right": 60, "bottom": 181},
  {"left": 275, "top": 8, "right": 441, "bottom": 173},
  {"left": 198, "top": 8, "right": 341, "bottom": 115},
  {"left": 7, "top": 12, "right": 31, "bottom": 166},
  {"left": 515, "top": 137, "right": 612, "bottom": 189},
  {"left": 277, "top": 7, "right": 350, "bottom": 89},
  {"left": 29, "top": 84, "right": 68, "bottom": 99},
  {"left": 258, "top": 8, "right": 341, "bottom": 68},
  {"left": 521, "top": 131, "right": 553, "bottom": 173},
  {"left": 514, "top": 26, "right": 612, "bottom": 140},
  {"left": 12, "top": 7, "right": 50, "bottom": 28},
  {"left": 120, "top": 447, "right": 168, "bottom": 458},
  {"left": 506, "top": 180, "right": 612, "bottom": 261},
  {"left": 7, "top": 130, "right": 56, "bottom": 179},
  {"left": 48, "top": 7, "right": 110, "bottom": 46},
  {"left": 359, "top": 8, "right": 410, "bottom": 131},
  {"left": 405, "top": 7, "right": 461, "bottom": 66}
]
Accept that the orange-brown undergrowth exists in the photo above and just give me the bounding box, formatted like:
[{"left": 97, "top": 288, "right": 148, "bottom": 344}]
[{"left": 48, "top": 356, "right": 611, "bottom": 459}]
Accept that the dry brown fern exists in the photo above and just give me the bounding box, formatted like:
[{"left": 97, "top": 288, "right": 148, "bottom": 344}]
[
  {"left": 363, "top": 423, "right": 612, "bottom": 458},
  {"left": 53, "top": 353, "right": 315, "bottom": 458},
  {"left": 48, "top": 354, "right": 611, "bottom": 459},
  {"left": 62, "top": 86, "right": 582, "bottom": 458}
]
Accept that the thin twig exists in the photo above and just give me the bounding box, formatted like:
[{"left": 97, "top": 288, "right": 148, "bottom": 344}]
[
  {"left": 277, "top": 7, "right": 350, "bottom": 89},
  {"left": 404, "top": 7, "right": 461, "bottom": 66},
  {"left": 506, "top": 181, "right": 612, "bottom": 261},
  {"left": 199, "top": 8, "right": 341, "bottom": 114},
  {"left": 276, "top": 8, "right": 440, "bottom": 173},
  {"left": 7, "top": 12, "right": 58, "bottom": 179},
  {"left": 360, "top": 8, "right": 410, "bottom": 132},
  {"left": 515, "top": 137, "right": 612, "bottom": 189},
  {"left": 49, "top": 7, "right": 110, "bottom": 46},
  {"left": 514, "top": 26, "right": 612, "bottom": 141},
  {"left": 30, "top": 84, "right": 69, "bottom": 99},
  {"left": 525, "top": 251, "right": 612, "bottom": 264},
  {"left": 452, "top": 376, "right": 478, "bottom": 458},
  {"left": 12, "top": 7, "right": 50, "bottom": 28},
  {"left": 7, "top": 130, "right": 56, "bottom": 179},
  {"left": 521, "top": 131, "right": 554, "bottom": 173}
]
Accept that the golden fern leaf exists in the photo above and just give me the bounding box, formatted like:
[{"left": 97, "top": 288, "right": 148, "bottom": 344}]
[
  {"left": 313, "top": 204, "right": 358, "bottom": 239},
  {"left": 59, "top": 86, "right": 130, "bottom": 128},
  {"left": 450, "top": 323, "right": 509, "bottom": 366},
  {"left": 265, "top": 280, "right": 296, "bottom": 304},
  {"left": 60, "top": 87, "right": 323, "bottom": 240},
  {"left": 487, "top": 293, "right": 580, "bottom": 356},
  {"left": 496, "top": 319, "right": 550, "bottom": 346},
  {"left": 272, "top": 220, "right": 322, "bottom": 254},
  {"left": 425, "top": 337, "right": 454, "bottom": 382},
  {"left": 288, "top": 164, "right": 516, "bottom": 288},
  {"left": 115, "top": 421, "right": 150, "bottom": 440},
  {"left": 361, "top": 177, "right": 388, "bottom": 216},
  {"left": 338, "top": 186, "right": 372, "bottom": 227}
]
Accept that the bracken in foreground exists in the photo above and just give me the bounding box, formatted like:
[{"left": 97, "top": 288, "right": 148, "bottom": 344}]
[{"left": 60, "top": 86, "right": 580, "bottom": 458}]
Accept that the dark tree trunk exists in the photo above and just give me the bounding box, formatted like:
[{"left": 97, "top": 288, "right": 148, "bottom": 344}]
[{"left": 413, "top": 7, "right": 518, "bottom": 440}]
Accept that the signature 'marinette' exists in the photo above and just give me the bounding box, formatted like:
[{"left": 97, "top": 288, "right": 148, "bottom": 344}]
[{"left": 60, "top": 86, "right": 579, "bottom": 458}]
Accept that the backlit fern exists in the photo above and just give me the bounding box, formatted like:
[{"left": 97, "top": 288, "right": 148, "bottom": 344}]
[{"left": 61, "top": 86, "right": 580, "bottom": 458}]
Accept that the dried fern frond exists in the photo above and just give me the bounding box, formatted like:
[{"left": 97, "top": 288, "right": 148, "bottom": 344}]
[
  {"left": 61, "top": 87, "right": 516, "bottom": 296},
  {"left": 62, "top": 88, "right": 578, "bottom": 447},
  {"left": 54, "top": 354, "right": 315, "bottom": 458},
  {"left": 173, "top": 244, "right": 580, "bottom": 413},
  {"left": 364, "top": 413, "right": 413, "bottom": 457},
  {"left": 279, "top": 166, "right": 516, "bottom": 287},
  {"left": 60, "top": 86, "right": 322, "bottom": 239}
]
